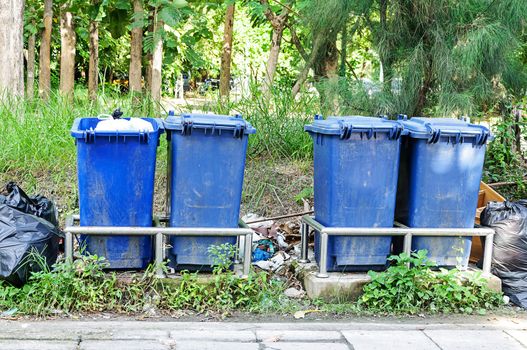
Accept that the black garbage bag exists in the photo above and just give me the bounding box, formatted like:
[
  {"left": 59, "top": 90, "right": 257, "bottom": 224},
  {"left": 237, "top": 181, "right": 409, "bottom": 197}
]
[
  {"left": 0, "top": 204, "right": 61, "bottom": 286},
  {"left": 0, "top": 182, "right": 59, "bottom": 227},
  {"left": 481, "top": 200, "right": 527, "bottom": 308}
]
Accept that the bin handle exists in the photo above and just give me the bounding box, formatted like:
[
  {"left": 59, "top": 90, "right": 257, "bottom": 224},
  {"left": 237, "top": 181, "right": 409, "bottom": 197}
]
[
  {"left": 425, "top": 123, "right": 490, "bottom": 145},
  {"left": 97, "top": 114, "right": 113, "bottom": 120}
]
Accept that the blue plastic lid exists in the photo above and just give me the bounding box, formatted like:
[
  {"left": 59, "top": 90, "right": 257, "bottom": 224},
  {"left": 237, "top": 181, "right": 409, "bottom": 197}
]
[
  {"left": 163, "top": 112, "right": 256, "bottom": 138},
  {"left": 304, "top": 115, "right": 404, "bottom": 140},
  {"left": 399, "top": 117, "right": 491, "bottom": 145}
]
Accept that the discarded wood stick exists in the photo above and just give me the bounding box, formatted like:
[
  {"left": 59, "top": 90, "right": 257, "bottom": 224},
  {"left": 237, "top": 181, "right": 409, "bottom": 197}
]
[{"left": 245, "top": 210, "right": 314, "bottom": 224}]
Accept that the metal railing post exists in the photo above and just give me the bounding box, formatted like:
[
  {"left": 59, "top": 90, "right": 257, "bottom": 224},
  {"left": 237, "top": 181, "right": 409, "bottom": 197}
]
[
  {"left": 64, "top": 231, "right": 73, "bottom": 263},
  {"left": 242, "top": 232, "right": 253, "bottom": 277},
  {"left": 403, "top": 233, "right": 412, "bottom": 256},
  {"left": 317, "top": 232, "right": 329, "bottom": 278},
  {"left": 482, "top": 233, "right": 494, "bottom": 275},
  {"left": 155, "top": 232, "right": 165, "bottom": 278},
  {"left": 299, "top": 222, "right": 310, "bottom": 263}
]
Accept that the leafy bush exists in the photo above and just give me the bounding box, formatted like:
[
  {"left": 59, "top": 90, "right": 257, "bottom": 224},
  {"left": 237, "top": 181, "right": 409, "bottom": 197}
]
[
  {"left": 484, "top": 112, "right": 526, "bottom": 185},
  {"left": 359, "top": 250, "right": 503, "bottom": 314}
]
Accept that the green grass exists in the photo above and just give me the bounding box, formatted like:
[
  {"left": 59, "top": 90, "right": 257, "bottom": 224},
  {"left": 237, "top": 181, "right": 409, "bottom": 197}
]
[
  {"left": 199, "top": 84, "right": 317, "bottom": 160},
  {"left": 0, "top": 87, "right": 318, "bottom": 219}
]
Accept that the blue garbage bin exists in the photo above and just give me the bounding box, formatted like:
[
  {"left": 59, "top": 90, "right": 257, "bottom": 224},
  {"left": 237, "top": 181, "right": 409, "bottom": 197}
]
[
  {"left": 305, "top": 115, "right": 404, "bottom": 271},
  {"left": 164, "top": 113, "right": 255, "bottom": 269},
  {"left": 71, "top": 117, "right": 163, "bottom": 268},
  {"left": 395, "top": 117, "right": 491, "bottom": 267}
]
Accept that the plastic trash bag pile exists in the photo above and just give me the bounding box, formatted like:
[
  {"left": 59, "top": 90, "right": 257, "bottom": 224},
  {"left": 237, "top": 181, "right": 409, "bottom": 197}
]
[
  {"left": 481, "top": 200, "right": 527, "bottom": 308},
  {"left": 0, "top": 183, "right": 61, "bottom": 286}
]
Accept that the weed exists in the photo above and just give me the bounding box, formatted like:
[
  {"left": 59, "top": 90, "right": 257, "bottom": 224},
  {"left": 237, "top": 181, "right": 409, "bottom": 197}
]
[
  {"left": 163, "top": 244, "right": 292, "bottom": 314},
  {"left": 0, "top": 245, "right": 294, "bottom": 317},
  {"left": 359, "top": 250, "right": 504, "bottom": 314}
]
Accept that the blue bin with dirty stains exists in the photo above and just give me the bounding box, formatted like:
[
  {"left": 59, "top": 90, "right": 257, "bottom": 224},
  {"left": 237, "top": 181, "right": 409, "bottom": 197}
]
[
  {"left": 395, "top": 117, "right": 491, "bottom": 267},
  {"left": 71, "top": 117, "right": 163, "bottom": 269},
  {"left": 305, "top": 115, "right": 404, "bottom": 271},
  {"left": 164, "top": 113, "right": 255, "bottom": 269}
]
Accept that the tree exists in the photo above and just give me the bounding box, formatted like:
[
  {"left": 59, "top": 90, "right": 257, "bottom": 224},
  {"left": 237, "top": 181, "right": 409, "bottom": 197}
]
[
  {"left": 39, "top": 0, "right": 53, "bottom": 100},
  {"left": 0, "top": 0, "right": 25, "bottom": 98},
  {"left": 219, "top": 1, "right": 235, "bottom": 98},
  {"left": 150, "top": 6, "right": 163, "bottom": 102},
  {"left": 291, "top": 0, "right": 362, "bottom": 97},
  {"left": 145, "top": 0, "right": 188, "bottom": 101},
  {"left": 369, "top": 0, "right": 527, "bottom": 116},
  {"left": 59, "top": 3, "right": 76, "bottom": 97},
  {"left": 25, "top": 4, "right": 39, "bottom": 99},
  {"left": 88, "top": 0, "right": 101, "bottom": 100},
  {"left": 129, "top": 0, "right": 144, "bottom": 96},
  {"left": 259, "top": 0, "right": 290, "bottom": 90}
]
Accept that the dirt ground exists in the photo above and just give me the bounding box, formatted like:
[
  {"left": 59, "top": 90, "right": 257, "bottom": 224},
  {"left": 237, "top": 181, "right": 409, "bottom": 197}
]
[{"left": 0, "top": 157, "right": 313, "bottom": 228}]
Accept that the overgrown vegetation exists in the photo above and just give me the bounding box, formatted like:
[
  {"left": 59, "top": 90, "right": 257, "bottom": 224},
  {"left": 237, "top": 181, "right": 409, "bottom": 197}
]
[
  {"left": 0, "top": 249, "right": 505, "bottom": 318},
  {"left": 359, "top": 250, "right": 504, "bottom": 315},
  {"left": 0, "top": 245, "right": 293, "bottom": 317}
]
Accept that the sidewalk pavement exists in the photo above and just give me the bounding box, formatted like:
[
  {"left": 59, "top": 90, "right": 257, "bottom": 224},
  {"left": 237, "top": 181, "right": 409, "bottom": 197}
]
[{"left": 1, "top": 318, "right": 527, "bottom": 350}]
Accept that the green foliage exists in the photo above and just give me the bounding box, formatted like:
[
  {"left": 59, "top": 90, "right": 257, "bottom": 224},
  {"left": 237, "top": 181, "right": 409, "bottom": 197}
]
[
  {"left": 484, "top": 114, "right": 526, "bottom": 185},
  {"left": 0, "top": 246, "right": 291, "bottom": 316},
  {"left": 200, "top": 83, "right": 316, "bottom": 160},
  {"left": 164, "top": 243, "right": 290, "bottom": 314},
  {"left": 0, "top": 254, "right": 163, "bottom": 316},
  {"left": 360, "top": 250, "right": 504, "bottom": 314},
  {"left": 294, "top": 186, "right": 313, "bottom": 204}
]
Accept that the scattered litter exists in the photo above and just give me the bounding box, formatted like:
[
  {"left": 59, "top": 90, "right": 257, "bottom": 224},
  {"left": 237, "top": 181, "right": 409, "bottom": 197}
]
[
  {"left": 293, "top": 309, "right": 320, "bottom": 319},
  {"left": 276, "top": 233, "right": 288, "bottom": 249},
  {"left": 284, "top": 287, "right": 305, "bottom": 299},
  {"left": 253, "top": 260, "right": 274, "bottom": 270},
  {"left": 252, "top": 239, "right": 275, "bottom": 262},
  {"left": 271, "top": 251, "right": 290, "bottom": 267},
  {"left": 253, "top": 247, "right": 272, "bottom": 262},
  {"left": 0, "top": 308, "right": 18, "bottom": 317},
  {"left": 253, "top": 251, "right": 290, "bottom": 271},
  {"left": 242, "top": 213, "right": 273, "bottom": 229}
]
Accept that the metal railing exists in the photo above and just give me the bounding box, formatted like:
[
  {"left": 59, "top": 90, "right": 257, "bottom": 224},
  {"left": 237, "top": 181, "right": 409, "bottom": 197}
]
[
  {"left": 64, "top": 215, "right": 254, "bottom": 278},
  {"left": 300, "top": 215, "right": 495, "bottom": 278}
]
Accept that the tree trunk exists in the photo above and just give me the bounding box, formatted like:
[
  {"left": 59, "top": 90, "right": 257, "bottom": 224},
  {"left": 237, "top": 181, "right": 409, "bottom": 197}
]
[
  {"left": 0, "top": 0, "right": 25, "bottom": 98},
  {"left": 151, "top": 12, "right": 163, "bottom": 103},
  {"left": 263, "top": 27, "right": 283, "bottom": 90},
  {"left": 291, "top": 34, "right": 324, "bottom": 97},
  {"left": 88, "top": 19, "right": 99, "bottom": 100},
  {"left": 260, "top": 0, "right": 289, "bottom": 91},
  {"left": 59, "top": 9, "right": 76, "bottom": 97},
  {"left": 315, "top": 34, "right": 338, "bottom": 79},
  {"left": 339, "top": 24, "right": 347, "bottom": 77},
  {"left": 129, "top": 0, "right": 143, "bottom": 96},
  {"left": 414, "top": 57, "right": 433, "bottom": 116},
  {"left": 26, "top": 27, "right": 36, "bottom": 99},
  {"left": 314, "top": 31, "right": 339, "bottom": 111},
  {"left": 219, "top": 3, "right": 235, "bottom": 98},
  {"left": 39, "top": 0, "right": 52, "bottom": 100},
  {"left": 379, "top": 0, "right": 392, "bottom": 91},
  {"left": 144, "top": 10, "right": 154, "bottom": 93}
]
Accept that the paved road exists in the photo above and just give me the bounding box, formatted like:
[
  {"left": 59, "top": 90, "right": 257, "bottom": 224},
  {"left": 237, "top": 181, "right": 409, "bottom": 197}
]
[{"left": 1, "top": 318, "right": 527, "bottom": 350}]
